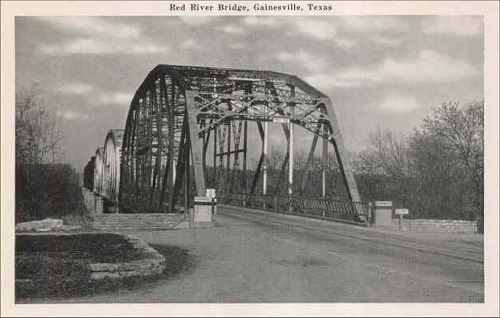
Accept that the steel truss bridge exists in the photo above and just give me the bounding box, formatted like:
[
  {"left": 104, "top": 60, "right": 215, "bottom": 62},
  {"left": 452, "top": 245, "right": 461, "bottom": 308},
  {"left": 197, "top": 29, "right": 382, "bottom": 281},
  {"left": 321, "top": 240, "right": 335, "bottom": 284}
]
[{"left": 84, "top": 65, "right": 368, "bottom": 223}]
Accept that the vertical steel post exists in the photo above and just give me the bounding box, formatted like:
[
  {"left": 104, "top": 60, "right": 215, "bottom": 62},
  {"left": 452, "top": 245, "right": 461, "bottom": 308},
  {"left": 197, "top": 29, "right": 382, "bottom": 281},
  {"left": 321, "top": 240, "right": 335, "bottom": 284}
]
[
  {"left": 184, "top": 90, "right": 207, "bottom": 196},
  {"left": 146, "top": 91, "right": 153, "bottom": 212},
  {"left": 321, "top": 98, "right": 361, "bottom": 202},
  {"left": 288, "top": 113, "right": 294, "bottom": 213},
  {"left": 213, "top": 126, "right": 217, "bottom": 187},
  {"left": 185, "top": 141, "right": 190, "bottom": 221},
  {"left": 242, "top": 120, "right": 248, "bottom": 206},
  {"left": 322, "top": 124, "right": 327, "bottom": 199},
  {"left": 172, "top": 160, "right": 176, "bottom": 185},
  {"left": 322, "top": 124, "right": 328, "bottom": 217},
  {"left": 226, "top": 117, "right": 231, "bottom": 193},
  {"left": 288, "top": 85, "right": 295, "bottom": 213},
  {"left": 288, "top": 120, "right": 294, "bottom": 196},
  {"left": 263, "top": 121, "right": 268, "bottom": 196}
]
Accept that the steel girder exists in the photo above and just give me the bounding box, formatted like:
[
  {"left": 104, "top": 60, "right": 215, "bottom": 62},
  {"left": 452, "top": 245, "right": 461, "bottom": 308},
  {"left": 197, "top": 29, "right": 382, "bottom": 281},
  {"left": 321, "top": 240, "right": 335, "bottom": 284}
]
[
  {"left": 102, "top": 129, "right": 124, "bottom": 204},
  {"left": 93, "top": 147, "right": 104, "bottom": 195},
  {"left": 119, "top": 64, "right": 361, "bottom": 214}
]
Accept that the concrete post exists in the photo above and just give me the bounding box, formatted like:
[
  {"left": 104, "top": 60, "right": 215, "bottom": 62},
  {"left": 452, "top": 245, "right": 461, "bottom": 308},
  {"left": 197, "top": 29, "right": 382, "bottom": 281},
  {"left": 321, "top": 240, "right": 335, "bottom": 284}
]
[
  {"left": 94, "top": 196, "right": 103, "bottom": 215},
  {"left": 374, "top": 201, "right": 392, "bottom": 228}
]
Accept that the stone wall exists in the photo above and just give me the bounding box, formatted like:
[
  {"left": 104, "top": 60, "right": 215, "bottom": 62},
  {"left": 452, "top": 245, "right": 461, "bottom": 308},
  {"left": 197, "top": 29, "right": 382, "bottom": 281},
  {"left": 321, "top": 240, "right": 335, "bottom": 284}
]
[
  {"left": 89, "top": 234, "right": 165, "bottom": 281},
  {"left": 405, "top": 219, "right": 478, "bottom": 233},
  {"left": 385, "top": 218, "right": 478, "bottom": 233},
  {"left": 93, "top": 213, "right": 187, "bottom": 231},
  {"left": 83, "top": 187, "right": 189, "bottom": 231},
  {"left": 81, "top": 187, "right": 102, "bottom": 215}
]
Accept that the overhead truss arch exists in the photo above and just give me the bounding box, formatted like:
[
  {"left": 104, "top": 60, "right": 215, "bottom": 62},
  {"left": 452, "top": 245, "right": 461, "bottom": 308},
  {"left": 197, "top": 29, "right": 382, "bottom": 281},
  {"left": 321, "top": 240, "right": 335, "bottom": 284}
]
[{"left": 119, "top": 64, "right": 361, "bottom": 214}]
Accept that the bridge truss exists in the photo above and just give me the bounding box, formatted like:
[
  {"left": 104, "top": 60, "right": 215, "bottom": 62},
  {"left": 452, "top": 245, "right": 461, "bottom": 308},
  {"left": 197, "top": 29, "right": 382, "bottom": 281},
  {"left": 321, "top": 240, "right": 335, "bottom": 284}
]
[{"left": 118, "top": 65, "right": 361, "bottom": 216}]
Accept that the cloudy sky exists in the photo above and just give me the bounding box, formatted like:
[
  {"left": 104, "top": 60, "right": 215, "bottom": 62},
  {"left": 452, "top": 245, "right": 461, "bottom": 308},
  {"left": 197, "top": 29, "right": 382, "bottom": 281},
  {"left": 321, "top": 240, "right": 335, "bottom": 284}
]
[{"left": 15, "top": 15, "right": 483, "bottom": 170}]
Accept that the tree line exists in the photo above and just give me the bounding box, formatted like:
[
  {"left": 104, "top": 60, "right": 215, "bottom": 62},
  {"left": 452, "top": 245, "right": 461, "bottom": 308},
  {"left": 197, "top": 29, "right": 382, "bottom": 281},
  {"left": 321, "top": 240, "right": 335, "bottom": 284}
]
[
  {"left": 352, "top": 101, "right": 483, "bottom": 220},
  {"left": 15, "top": 84, "right": 483, "bottom": 222},
  {"left": 15, "top": 86, "right": 85, "bottom": 222}
]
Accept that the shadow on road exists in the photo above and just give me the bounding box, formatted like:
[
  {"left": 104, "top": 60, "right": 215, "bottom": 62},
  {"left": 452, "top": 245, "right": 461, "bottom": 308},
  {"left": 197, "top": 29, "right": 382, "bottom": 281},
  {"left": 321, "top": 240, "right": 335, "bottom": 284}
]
[{"left": 150, "top": 244, "right": 197, "bottom": 281}]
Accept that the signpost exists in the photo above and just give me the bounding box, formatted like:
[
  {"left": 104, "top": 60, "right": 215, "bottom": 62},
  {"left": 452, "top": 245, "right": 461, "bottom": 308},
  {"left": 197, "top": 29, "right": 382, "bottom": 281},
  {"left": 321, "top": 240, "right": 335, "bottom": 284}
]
[{"left": 395, "top": 208, "right": 409, "bottom": 231}]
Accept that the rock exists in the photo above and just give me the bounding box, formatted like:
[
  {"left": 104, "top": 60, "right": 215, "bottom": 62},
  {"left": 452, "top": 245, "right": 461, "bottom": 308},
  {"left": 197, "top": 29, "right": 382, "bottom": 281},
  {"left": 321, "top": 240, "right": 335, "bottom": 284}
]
[
  {"left": 15, "top": 218, "right": 63, "bottom": 232},
  {"left": 88, "top": 235, "right": 166, "bottom": 281},
  {"left": 90, "top": 271, "right": 121, "bottom": 280},
  {"left": 61, "top": 225, "right": 82, "bottom": 232},
  {"left": 89, "top": 263, "right": 120, "bottom": 272}
]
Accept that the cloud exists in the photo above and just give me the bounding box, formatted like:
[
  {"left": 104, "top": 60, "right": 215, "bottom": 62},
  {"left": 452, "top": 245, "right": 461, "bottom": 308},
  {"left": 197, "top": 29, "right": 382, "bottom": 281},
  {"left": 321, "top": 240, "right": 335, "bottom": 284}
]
[
  {"left": 53, "top": 83, "right": 93, "bottom": 95},
  {"left": 291, "top": 17, "right": 403, "bottom": 48},
  {"left": 56, "top": 110, "right": 89, "bottom": 120},
  {"left": 334, "top": 37, "right": 356, "bottom": 48},
  {"left": 294, "top": 17, "right": 337, "bottom": 40},
  {"left": 378, "top": 50, "right": 477, "bottom": 82},
  {"left": 369, "top": 35, "right": 403, "bottom": 47},
  {"left": 420, "top": 16, "right": 482, "bottom": 36},
  {"left": 38, "top": 38, "right": 167, "bottom": 55},
  {"left": 221, "top": 24, "right": 246, "bottom": 35},
  {"left": 306, "top": 50, "right": 478, "bottom": 89},
  {"left": 305, "top": 73, "right": 366, "bottom": 89},
  {"left": 228, "top": 42, "right": 246, "bottom": 50},
  {"left": 276, "top": 50, "right": 328, "bottom": 72},
  {"left": 181, "top": 39, "right": 198, "bottom": 50},
  {"left": 97, "top": 93, "right": 132, "bottom": 106},
  {"left": 243, "top": 16, "right": 280, "bottom": 27},
  {"left": 35, "top": 17, "right": 141, "bottom": 38},
  {"left": 339, "top": 16, "right": 410, "bottom": 33},
  {"left": 179, "top": 16, "right": 215, "bottom": 25},
  {"left": 378, "top": 96, "right": 420, "bottom": 113},
  {"left": 243, "top": 17, "right": 351, "bottom": 47},
  {"left": 50, "top": 82, "right": 132, "bottom": 108},
  {"left": 35, "top": 17, "right": 167, "bottom": 56}
]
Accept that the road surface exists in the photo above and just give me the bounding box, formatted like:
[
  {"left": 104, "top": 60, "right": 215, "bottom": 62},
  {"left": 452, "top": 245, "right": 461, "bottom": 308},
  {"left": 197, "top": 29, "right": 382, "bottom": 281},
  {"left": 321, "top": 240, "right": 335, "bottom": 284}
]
[{"left": 41, "top": 205, "right": 485, "bottom": 303}]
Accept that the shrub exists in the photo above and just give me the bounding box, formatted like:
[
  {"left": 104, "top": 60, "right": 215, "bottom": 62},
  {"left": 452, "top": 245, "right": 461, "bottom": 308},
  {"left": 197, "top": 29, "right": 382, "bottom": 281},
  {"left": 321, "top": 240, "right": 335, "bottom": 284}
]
[{"left": 15, "top": 163, "right": 88, "bottom": 223}]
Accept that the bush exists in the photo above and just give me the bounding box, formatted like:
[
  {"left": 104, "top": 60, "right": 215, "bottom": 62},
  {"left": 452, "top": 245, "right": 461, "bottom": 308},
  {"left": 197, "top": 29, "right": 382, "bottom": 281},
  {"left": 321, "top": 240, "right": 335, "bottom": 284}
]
[{"left": 16, "top": 163, "right": 88, "bottom": 223}]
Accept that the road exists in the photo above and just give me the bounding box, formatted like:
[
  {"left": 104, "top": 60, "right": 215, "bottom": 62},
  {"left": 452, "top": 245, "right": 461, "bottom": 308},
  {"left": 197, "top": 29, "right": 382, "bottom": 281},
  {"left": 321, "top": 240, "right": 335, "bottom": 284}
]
[{"left": 55, "top": 205, "right": 484, "bottom": 303}]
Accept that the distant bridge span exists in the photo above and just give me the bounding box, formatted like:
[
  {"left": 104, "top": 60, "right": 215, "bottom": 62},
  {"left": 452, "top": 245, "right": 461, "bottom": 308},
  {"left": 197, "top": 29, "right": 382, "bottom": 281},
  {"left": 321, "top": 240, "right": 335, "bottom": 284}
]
[{"left": 85, "top": 64, "right": 366, "bottom": 222}]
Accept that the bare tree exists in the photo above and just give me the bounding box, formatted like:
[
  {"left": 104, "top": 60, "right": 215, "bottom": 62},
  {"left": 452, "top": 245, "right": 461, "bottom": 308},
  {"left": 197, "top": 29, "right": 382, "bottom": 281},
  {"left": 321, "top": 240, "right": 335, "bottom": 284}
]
[
  {"left": 368, "top": 129, "right": 410, "bottom": 178},
  {"left": 419, "top": 101, "right": 484, "bottom": 217},
  {"left": 16, "top": 85, "right": 64, "bottom": 221},
  {"left": 16, "top": 85, "right": 62, "bottom": 166},
  {"left": 351, "top": 101, "right": 483, "bottom": 220},
  {"left": 351, "top": 129, "right": 411, "bottom": 206}
]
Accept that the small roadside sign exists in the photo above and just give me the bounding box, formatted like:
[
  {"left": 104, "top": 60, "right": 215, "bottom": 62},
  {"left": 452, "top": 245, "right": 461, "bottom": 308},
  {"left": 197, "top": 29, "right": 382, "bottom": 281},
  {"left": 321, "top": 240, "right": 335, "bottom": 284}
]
[
  {"left": 395, "top": 209, "right": 409, "bottom": 215},
  {"left": 395, "top": 208, "right": 409, "bottom": 231}
]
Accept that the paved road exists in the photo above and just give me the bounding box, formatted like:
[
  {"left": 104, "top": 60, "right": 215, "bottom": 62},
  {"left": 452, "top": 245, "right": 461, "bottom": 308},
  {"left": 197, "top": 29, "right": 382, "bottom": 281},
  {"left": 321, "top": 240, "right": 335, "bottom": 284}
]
[{"left": 60, "top": 205, "right": 484, "bottom": 303}]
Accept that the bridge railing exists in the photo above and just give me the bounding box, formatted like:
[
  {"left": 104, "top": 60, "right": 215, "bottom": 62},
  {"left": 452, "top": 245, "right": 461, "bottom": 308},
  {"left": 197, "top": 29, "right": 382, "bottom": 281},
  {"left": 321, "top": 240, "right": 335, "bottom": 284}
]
[{"left": 218, "top": 193, "right": 370, "bottom": 224}]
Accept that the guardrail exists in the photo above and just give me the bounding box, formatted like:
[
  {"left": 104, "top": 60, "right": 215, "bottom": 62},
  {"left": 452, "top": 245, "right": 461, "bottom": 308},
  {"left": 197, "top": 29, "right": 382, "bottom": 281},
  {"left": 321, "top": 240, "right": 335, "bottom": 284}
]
[{"left": 218, "top": 193, "right": 370, "bottom": 224}]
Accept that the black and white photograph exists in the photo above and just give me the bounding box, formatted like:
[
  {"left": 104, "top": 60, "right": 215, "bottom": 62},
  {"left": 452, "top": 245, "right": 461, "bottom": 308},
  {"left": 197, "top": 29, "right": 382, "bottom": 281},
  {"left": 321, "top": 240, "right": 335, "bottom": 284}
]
[{"left": 1, "top": 1, "right": 499, "bottom": 316}]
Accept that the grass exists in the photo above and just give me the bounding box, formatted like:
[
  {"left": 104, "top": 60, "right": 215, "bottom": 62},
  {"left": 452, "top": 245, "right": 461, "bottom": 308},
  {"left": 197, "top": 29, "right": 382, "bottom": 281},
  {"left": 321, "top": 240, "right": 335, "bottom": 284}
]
[
  {"left": 16, "top": 233, "right": 144, "bottom": 262},
  {"left": 16, "top": 233, "right": 144, "bottom": 299},
  {"left": 15, "top": 234, "right": 196, "bottom": 301}
]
